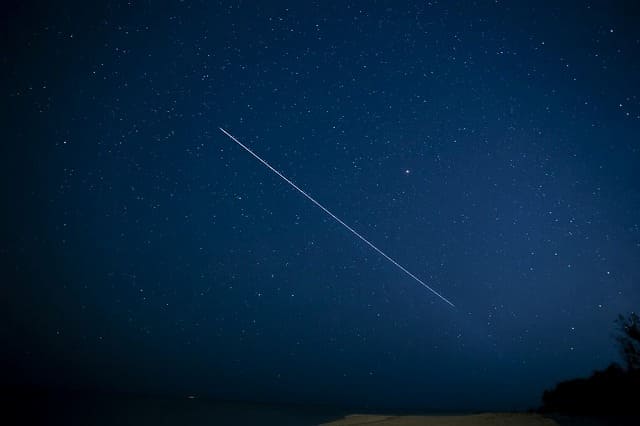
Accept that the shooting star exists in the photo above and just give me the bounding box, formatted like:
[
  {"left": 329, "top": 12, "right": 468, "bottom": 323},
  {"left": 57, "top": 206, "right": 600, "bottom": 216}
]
[{"left": 219, "top": 127, "right": 455, "bottom": 308}]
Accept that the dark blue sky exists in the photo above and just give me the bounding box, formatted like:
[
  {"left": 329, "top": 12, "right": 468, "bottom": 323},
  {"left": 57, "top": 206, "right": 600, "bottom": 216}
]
[{"left": 3, "top": 0, "right": 639, "bottom": 411}]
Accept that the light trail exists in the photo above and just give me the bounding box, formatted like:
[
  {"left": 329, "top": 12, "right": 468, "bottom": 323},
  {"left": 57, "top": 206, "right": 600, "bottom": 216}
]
[{"left": 219, "top": 127, "right": 455, "bottom": 308}]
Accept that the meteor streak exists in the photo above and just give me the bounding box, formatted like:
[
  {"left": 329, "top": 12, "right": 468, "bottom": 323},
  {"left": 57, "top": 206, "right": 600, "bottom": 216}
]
[{"left": 219, "top": 127, "right": 455, "bottom": 308}]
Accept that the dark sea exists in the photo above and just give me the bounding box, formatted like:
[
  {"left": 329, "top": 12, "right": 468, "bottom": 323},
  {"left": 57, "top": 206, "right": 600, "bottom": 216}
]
[{"left": 9, "top": 391, "right": 351, "bottom": 426}]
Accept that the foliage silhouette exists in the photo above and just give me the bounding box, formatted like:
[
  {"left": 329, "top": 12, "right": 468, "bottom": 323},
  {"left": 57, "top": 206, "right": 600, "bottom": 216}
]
[
  {"left": 615, "top": 312, "right": 640, "bottom": 371},
  {"left": 540, "top": 312, "right": 640, "bottom": 414}
]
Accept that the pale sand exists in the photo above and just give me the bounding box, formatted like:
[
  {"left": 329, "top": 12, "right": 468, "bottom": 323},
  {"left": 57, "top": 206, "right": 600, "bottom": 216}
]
[{"left": 320, "top": 412, "right": 559, "bottom": 426}]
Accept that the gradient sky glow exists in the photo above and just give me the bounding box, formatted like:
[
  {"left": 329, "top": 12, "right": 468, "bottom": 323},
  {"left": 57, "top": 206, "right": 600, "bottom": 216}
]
[{"left": 3, "top": 0, "right": 640, "bottom": 412}]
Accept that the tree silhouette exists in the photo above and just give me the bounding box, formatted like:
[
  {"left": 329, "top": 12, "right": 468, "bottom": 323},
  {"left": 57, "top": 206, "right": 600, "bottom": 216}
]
[
  {"left": 615, "top": 312, "right": 640, "bottom": 371},
  {"left": 540, "top": 312, "right": 640, "bottom": 414}
]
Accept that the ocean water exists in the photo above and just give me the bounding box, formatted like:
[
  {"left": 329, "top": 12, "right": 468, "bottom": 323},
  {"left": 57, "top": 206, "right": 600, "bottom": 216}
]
[{"left": 11, "top": 393, "right": 350, "bottom": 426}]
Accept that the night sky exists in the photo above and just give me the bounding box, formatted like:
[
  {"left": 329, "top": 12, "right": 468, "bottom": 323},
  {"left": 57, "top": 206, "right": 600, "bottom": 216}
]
[{"left": 3, "top": 0, "right": 640, "bottom": 412}]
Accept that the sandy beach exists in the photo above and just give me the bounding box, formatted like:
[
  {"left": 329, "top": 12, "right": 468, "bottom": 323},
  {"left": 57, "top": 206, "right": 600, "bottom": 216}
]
[{"left": 321, "top": 413, "right": 559, "bottom": 426}]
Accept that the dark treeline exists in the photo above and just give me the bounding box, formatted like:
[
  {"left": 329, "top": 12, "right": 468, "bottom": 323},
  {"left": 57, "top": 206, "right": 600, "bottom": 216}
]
[{"left": 540, "top": 313, "right": 640, "bottom": 414}]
